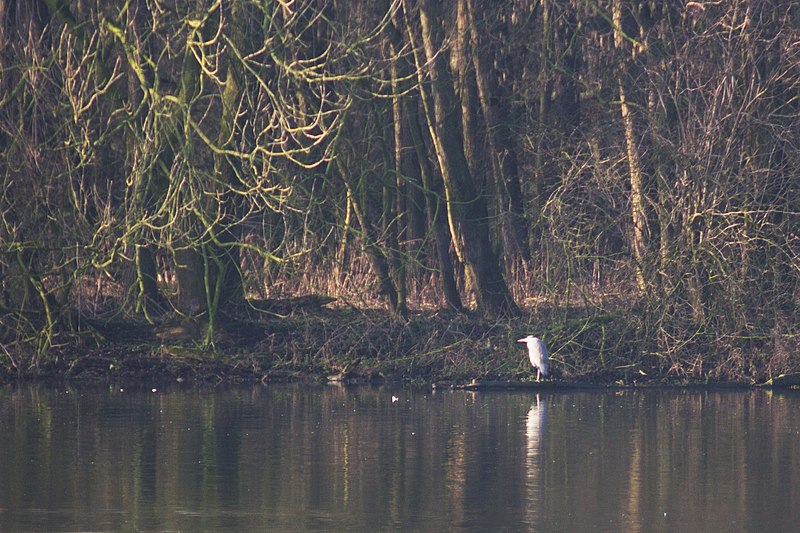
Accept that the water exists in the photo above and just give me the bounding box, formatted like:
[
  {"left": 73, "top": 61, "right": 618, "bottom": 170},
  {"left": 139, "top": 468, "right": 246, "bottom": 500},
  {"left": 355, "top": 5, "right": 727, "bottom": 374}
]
[{"left": 1, "top": 383, "right": 799, "bottom": 532}]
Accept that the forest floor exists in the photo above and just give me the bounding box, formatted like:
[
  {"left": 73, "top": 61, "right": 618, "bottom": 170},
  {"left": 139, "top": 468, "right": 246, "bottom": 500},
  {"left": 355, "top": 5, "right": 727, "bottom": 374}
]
[{"left": 1, "top": 296, "right": 797, "bottom": 388}]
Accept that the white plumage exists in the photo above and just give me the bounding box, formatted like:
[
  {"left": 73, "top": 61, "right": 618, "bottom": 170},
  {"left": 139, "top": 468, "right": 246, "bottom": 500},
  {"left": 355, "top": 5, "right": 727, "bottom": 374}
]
[{"left": 517, "top": 335, "right": 549, "bottom": 381}]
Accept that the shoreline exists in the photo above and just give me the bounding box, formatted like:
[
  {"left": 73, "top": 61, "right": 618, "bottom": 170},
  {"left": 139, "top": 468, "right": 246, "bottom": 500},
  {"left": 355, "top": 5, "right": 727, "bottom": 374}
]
[{"left": 2, "top": 307, "right": 796, "bottom": 390}]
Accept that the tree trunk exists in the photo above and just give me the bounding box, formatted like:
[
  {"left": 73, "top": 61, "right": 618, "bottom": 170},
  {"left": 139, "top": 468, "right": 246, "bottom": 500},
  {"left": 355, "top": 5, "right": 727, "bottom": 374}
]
[
  {"left": 382, "top": 0, "right": 462, "bottom": 311},
  {"left": 213, "top": 0, "right": 247, "bottom": 311},
  {"left": 165, "top": 1, "right": 246, "bottom": 342},
  {"left": 453, "top": 0, "right": 481, "bottom": 180},
  {"left": 338, "top": 162, "right": 402, "bottom": 313},
  {"left": 123, "top": 0, "right": 164, "bottom": 319},
  {"left": 465, "top": 0, "right": 529, "bottom": 261},
  {"left": 406, "top": 97, "right": 464, "bottom": 312},
  {"left": 380, "top": 89, "right": 408, "bottom": 314},
  {"left": 613, "top": 0, "right": 648, "bottom": 291},
  {"left": 414, "top": 0, "right": 518, "bottom": 317}
]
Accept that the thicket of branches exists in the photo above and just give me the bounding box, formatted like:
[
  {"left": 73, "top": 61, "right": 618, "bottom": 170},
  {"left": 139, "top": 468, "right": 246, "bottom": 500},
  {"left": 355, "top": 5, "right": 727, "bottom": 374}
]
[{"left": 1, "top": 0, "right": 798, "bottom": 374}]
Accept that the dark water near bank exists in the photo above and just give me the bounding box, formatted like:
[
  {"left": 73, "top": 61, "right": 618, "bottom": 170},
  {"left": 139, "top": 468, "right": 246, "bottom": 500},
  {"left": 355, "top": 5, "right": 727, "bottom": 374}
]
[{"left": 1, "top": 384, "right": 799, "bottom": 532}]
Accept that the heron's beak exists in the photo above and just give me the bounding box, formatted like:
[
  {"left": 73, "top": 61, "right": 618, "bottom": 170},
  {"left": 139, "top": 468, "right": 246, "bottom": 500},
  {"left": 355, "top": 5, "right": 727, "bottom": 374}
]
[{"left": 517, "top": 338, "right": 526, "bottom": 343}]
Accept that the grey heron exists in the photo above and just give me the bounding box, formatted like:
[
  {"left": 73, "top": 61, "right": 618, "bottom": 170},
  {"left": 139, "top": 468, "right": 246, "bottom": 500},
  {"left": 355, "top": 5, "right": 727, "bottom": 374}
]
[{"left": 518, "top": 335, "right": 549, "bottom": 381}]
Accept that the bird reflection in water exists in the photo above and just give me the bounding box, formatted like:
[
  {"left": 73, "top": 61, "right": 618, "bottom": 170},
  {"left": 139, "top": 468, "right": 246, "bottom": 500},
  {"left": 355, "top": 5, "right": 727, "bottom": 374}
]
[{"left": 525, "top": 394, "right": 548, "bottom": 527}]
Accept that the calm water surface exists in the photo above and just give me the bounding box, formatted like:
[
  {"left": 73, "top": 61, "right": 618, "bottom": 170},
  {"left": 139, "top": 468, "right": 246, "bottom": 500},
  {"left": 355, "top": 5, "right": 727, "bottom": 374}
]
[{"left": 1, "top": 383, "right": 799, "bottom": 532}]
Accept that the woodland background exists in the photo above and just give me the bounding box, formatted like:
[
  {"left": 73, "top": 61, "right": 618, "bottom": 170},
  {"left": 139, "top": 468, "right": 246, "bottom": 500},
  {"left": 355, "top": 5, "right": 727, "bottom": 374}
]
[{"left": 1, "top": 0, "right": 798, "bottom": 380}]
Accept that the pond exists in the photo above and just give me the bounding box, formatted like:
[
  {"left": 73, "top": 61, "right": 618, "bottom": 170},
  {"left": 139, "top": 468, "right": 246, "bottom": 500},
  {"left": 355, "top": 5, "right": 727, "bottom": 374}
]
[{"left": 1, "top": 383, "right": 799, "bottom": 532}]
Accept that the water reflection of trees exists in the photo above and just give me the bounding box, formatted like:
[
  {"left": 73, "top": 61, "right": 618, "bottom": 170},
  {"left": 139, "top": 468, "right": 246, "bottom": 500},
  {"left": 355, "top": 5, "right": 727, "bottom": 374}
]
[
  {"left": 1, "top": 387, "right": 800, "bottom": 531},
  {"left": 0, "top": 386, "right": 536, "bottom": 530},
  {"left": 539, "top": 391, "right": 800, "bottom": 531}
]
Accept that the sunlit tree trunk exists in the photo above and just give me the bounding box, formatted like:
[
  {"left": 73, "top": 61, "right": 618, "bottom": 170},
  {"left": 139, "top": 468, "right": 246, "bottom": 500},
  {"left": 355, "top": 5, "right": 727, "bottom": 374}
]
[
  {"left": 343, "top": 174, "right": 403, "bottom": 313},
  {"left": 389, "top": 65, "right": 411, "bottom": 314},
  {"left": 613, "top": 0, "right": 648, "bottom": 292},
  {"left": 378, "top": 92, "right": 407, "bottom": 314},
  {"left": 406, "top": 98, "right": 464, "bottom": 311},
  {"left": 382, "top": 0, "right": 462, "bottom": 311},
  {"left": 414, "top": 0, "right": 518, "bottom": 317}
]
